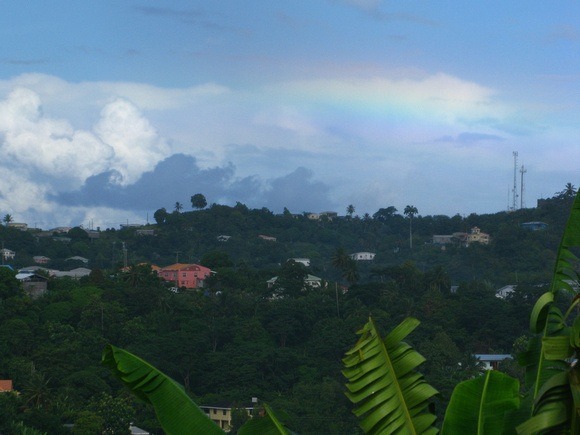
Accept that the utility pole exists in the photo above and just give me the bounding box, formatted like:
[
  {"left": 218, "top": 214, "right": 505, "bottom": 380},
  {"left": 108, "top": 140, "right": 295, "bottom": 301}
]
[
  {"left": 512, "top": 151, "right": 519, "bottom": 211},
  {"left": 520, "top": 165, "right": 527, "bottom": 209}
]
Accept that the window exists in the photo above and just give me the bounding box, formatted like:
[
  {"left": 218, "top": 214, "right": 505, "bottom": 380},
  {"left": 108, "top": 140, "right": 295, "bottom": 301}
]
[{"left": 223, "top": 410, "right": 227, "bottom": 415}]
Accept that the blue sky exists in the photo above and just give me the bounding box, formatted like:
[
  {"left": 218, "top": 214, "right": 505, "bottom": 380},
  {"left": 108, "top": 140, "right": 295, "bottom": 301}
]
[{"left": 0, "top": 1, "right": 578, "bottom": 228}]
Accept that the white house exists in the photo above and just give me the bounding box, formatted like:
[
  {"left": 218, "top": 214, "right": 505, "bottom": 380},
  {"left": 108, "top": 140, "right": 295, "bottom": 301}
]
[
  {"left": 288, "top": 258, "right": 310, "bottom": 267},
  {"left": 474, "top": 354, "right": 512, "bottom": 370},
  {"left": 1, "top": 249, "right": 15, "bottom": 260},
  {"left": 350, "top": 252, "right": 376, "bottom": 261}
]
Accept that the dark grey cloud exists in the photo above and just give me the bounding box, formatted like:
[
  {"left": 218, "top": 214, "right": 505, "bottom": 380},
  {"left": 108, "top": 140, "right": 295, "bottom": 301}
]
[
  {"left": 263, "top": 167, "right": 335, "bottom": 213},
  {"left": 53, "top": 154, "right": 335, "bottom": 214}
]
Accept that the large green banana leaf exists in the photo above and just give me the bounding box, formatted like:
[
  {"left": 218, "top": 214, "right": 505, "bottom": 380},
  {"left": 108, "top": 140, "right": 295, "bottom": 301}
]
[
  {"left": 102, "top": 344, "right": 224, "bottom": 435},
  {"left": 441, "top": 370, "right": 520, "bottom": 434},
  {"left": 342, "top": 317, "right": 438, "bottom": 434},
  {"left": 517, "top": 191, "right": 580, "bottom": 433}
]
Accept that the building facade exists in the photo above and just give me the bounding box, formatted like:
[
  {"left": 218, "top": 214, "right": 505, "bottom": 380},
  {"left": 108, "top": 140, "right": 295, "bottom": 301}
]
[{"left": 156, "top": 263, "right": 212, "bottom": 289}]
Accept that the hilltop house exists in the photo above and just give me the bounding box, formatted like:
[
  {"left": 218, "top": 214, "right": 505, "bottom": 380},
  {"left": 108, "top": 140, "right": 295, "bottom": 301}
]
[
  {"left": 200, "top": 402, "right": 255, "bottom": 431},
  {"left": 1, "top": 248, "right": 15, "bottom": 261},
  {"left": 350, "top": 252, "right": 376, "bottom": 261},
  {"left": 267, "top": 274, "right": 323, "bottom": 290},
  {"left": 66, "top": 256, "right": 89, "bottom": 264},
  {"left": 521, "top": 221, "right": 548, "bottom": 231},
  {"left": 433, "top": 227, "right": 491, "bottom": 247},
  {"left": 467, "top": 227, "right": 490, "bottom": 245},
  {"left": 474, "top": 354, "right": 512, "bottom": 370},
  {"left": 288, "top": 258, "right": 310, "bottom": 267},
  {"left": 33, "top": 256, "right": 51, "bottom": 264},
  {"left": 16, "top": 272, "right": 49, "bottom": 299},
  {"left": 154, "top": 263, "right": 212, "bottom": 289},
  {"left": 0, "top": 380, "right": 13, "bottom": 392}
]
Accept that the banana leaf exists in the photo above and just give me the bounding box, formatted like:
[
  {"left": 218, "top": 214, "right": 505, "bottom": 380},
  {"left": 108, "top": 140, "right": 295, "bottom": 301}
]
[
  {"left": 549, "top": 191, "right": 580, "bottom": 298},
  {"left": 102, "top": 344, "right": 224, "bottom": 435},
  {"left": 517, "top": 191, "right": 580, "bottom": 433},
  {"left": 441, "top": 370, "right": 520, "bottom": 435},
  {"left": 342, "top": 317, "right": 438, "bottom": 434}
]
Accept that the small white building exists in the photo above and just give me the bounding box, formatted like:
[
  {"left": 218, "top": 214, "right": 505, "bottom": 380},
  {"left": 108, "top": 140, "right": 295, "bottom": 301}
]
[
  {"left": 288, "top": 258, "right": 310, "bottom": 267},
  {"left": 350, "top": 252, "right": 376, "bottom": 261},
  {"left": 496, "top": 285, "right": 516, "bottom": 299},
  {"left": 66, "top": 256, "right": 89, "bottom": 264},
  {"left": 474, "top": 354, "right": 512, "bottom": 370},
  {"left": 1, "top": 249, "right": 15, "bottom": 260}
]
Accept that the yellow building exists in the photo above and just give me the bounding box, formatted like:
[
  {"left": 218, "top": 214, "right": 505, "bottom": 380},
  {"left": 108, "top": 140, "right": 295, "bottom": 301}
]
[
  {"left": 467, "top": 226, "right": 490, "bottom": 245},
  {"left": 200, "top": 404, "right": 254, "bottom": 432}
]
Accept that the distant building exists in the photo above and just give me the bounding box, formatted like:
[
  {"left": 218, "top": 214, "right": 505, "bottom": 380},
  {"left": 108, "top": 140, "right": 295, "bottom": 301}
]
[
  {"left": 16, "top": 272, "right": 49, "bottom": 299},
  {"left": 52, "top": 268, "right": 92, "bottom": 279},
  {"left": 267, "top": 274, "right": 323, "bottom": 291},
  {"left": 474, "top": 354, "right": 512, "bottom": 370},
  {"left": 136, "top": 229, "right": 156, "bottom": 236},
  {"left": 350, "top": 252, "right": 376, "bottom": 261},
  {"left": 319, "top": 211, "right": 338, "bottom": 220},
  {"left": 432, "top": 235, "right": 454, "bottom": 245},
  {"left": 521, "top": 221, "right": 548, "bottom": 231},
  {"left": 217, "top": 235, "right": 231, "bottom": 242},
  {"left": 496, "top": 285, "right": 516, "bottom": 299},
  {"left": 200, "top": 403, "right": 254, "bottom": 432},
  {"left": 66, "top": 256, "right": 89, "bottom": 264},
  {"left": 50, "top": 226, "right": 72, "bottom": 233},
  {"left": 288, "top": 258, "right": 310, "bottom": 267},
  {"left": 155, "top": 263, "right": 212, "bottom": 289},
  {"left": 7, "top": 222, "right": 27, "bottom": 231},
  {"left": 33, "top": 256, "right": 51, "bottom": 265},
  {"left": 0, "top": 380, "right": 13, "bottom": 392},
  {"left": 1, "top": 248, "right": 15, "bottom": 260},
  {"left": 258, "top": 234, "right": 277, "bottom": 242},
  {"left": 467, "top": 227, "right": 490, "bottom": 245}
]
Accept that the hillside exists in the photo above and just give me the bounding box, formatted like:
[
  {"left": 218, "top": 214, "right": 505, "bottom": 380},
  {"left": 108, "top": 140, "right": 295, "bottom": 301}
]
[{"left": 0, "top": 189, "right": 576, "bottom": 433}]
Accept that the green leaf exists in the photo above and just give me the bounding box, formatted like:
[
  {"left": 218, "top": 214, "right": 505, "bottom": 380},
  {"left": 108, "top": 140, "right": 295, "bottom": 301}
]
[
  {"left": 518, "top": 191, "right": 580, "bottom": 433},
  {"left": 442, "top": 370, "right": 520, "bottom": 435},
  {"left": 102, "top": 344, "right": 224, "bottom": 435},
  {"left": 529, "top": 292, "right": 554, "bottom": 333},
  {"left": 342, "top": 317, "right": 438, "bottom": 434}
]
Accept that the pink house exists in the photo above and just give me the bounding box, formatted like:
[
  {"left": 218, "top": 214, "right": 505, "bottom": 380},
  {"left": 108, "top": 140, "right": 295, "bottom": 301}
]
[{"left": 155, "top": 263, "right": 212, "bottom": 289}]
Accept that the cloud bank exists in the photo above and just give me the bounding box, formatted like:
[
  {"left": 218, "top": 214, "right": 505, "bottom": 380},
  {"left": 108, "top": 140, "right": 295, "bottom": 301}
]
[{"left": 0, "top": 71, "right": 576, "bottom": 228}]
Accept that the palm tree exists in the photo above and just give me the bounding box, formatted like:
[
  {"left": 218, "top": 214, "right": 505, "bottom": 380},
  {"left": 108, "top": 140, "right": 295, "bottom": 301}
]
[
  {"left": 331, "top": 247, "right": 350, "bottom": 271},
  {"left": 346, "top": 204, "right": 355, "bottom": 218},
  {"left": 561, "top": 182, "right": 577, "bottom": 198},
  {"left": 403, "top": 205, "right": 418, "bottom": 249},
  {"left": 3, "top": 214, "right": 13, "bottom": 226},
  {"left": 174, "top": 202, "right": 183, "bottom": 213}
]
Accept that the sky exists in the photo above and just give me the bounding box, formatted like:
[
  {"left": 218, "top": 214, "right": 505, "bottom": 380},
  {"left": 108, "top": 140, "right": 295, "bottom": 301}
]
[{"left": 0, "top": 1, "right": 578, "bottom": 229}]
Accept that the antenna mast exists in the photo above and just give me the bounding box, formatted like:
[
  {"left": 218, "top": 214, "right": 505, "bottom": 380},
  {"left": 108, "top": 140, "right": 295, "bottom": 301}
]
[
  {"left": 520, "top": 164, "right": 527, "bottom": 209},
  {"left": 512, "top": 151, "right": 519, "bottom": 211}
]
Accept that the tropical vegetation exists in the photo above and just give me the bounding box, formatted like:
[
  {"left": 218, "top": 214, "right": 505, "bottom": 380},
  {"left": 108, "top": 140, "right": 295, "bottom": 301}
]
[{"left": 0, "top": 186, "right": 577, "bottom": 433}]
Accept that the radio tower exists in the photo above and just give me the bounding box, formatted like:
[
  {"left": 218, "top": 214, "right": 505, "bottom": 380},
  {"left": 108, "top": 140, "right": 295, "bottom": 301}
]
[
  {"left": 520, "top": 165, "right": 527, "bottom": 209},
  {"left": 512, "top": 151, "right": 519, "bottom": 211}
]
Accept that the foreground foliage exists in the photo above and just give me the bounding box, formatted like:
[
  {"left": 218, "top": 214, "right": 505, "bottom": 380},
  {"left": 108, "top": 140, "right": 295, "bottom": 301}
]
[{"left": 103, "top": 191, "right": 580, "bottom": 434}]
